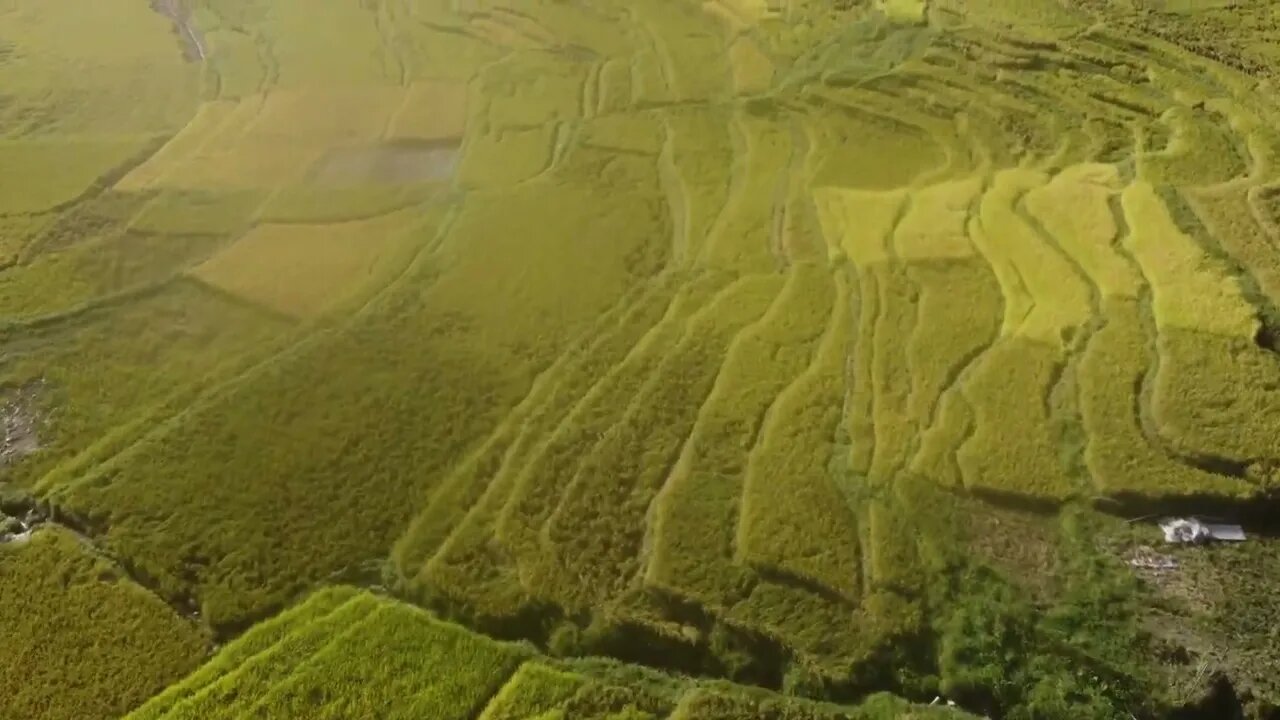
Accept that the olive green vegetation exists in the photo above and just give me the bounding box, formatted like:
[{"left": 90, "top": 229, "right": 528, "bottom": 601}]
[
  {"left": 133, "top": 587, "right": 976, "bottom": 720},
  {"left": 0, "top": 528, "right": 209, "bottom": 720},
  {"left": 4, "top": 0, "right": 1280, "bottom": 718}
]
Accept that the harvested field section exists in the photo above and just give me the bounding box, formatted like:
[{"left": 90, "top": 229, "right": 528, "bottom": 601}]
[{"left": 309, "top": 142, "right": 459, "bottom": 186}]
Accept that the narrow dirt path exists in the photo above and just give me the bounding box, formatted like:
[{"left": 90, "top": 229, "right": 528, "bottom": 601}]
[{"left": 151, "top": 0, "right": 208, "bottom": 62}]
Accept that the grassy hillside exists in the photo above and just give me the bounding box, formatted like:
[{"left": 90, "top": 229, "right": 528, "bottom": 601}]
[
  {"left": 1, "top": 0, "right": 1279, "bottom": 718},
  {"left": 129, "top": 587, "right": 975, "bottom": 720}
]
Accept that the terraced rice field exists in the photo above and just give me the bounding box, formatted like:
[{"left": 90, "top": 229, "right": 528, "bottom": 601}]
[
  {"left": 129, "top": 587, "right": 970, "bottom": 720},
  {"left": 2, "top": 0, "right": 1280, "bottom": 718}
]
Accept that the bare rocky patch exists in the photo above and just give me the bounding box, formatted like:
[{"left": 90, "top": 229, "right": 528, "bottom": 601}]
[
  {"left": 149, "top": 0, "right": 208, "bottom": 62},
  {"left": 0, "top": 381, "right": 43, "bottom": 468},
  {"left": 309, "top": 141, "right": 461, "bottom": 186}
]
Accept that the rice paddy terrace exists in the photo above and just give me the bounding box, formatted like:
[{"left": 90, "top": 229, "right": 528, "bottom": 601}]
[{"left": 1, "top": 0, "right": 1279, "bottom": 718}]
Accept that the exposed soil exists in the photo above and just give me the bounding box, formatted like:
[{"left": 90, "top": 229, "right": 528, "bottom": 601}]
[
  {"left": 0, "top": 381, "right": 42, "bottom": 468},
  {"left": 150, "top": 0, "right": 207, "bottom": 62},
  {"left": 309, "top": 141, "right": 461, "bottom": 186},
  {"left": 0, "top": 504, "right": 41, "bottom": 545}
]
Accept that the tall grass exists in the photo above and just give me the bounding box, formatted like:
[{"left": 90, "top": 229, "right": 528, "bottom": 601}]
[{"left": 0, "top": 528, "right": 208, "bottom": 720}]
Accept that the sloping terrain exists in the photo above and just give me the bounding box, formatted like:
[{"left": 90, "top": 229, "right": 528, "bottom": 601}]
[
  {"left": 1, "top": 0, "right": 1279, "bottom": 718},
  {"left": 128, "top": 587, "right": 973, "bottom": 720}
]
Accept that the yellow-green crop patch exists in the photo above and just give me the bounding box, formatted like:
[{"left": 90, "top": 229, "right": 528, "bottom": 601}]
[
  {"left": 0, "top": 0, "right": 200, "bottom": 136},
  {"left": 190, "top": 209, "right": 426, "bottom": 319},
  {"left": 6, "top": 0, "right": 1280, "bottom": 717},
  {"left": 0, "top": 138, "right": 154, "bottom": 214},
  {"left": 130, "top": 587, "right": 976, "bottom": 720},
  {"left": 646, "top": 264, "right": 834, "bottom": 608},
  {"left": 0, "top": 528, "right": 208, "bottom": 720}
]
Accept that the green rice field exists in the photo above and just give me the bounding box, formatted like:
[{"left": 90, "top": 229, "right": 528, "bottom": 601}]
[{"left": 1, "top": 0, "right": 1279, "bottom": 718}]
